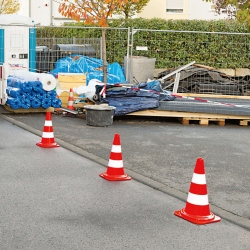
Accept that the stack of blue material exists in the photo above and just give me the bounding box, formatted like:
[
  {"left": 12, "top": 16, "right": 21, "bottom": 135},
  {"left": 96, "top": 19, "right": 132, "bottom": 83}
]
[{"left": 6, "top": 76, "right": 62, "bottom": 110}]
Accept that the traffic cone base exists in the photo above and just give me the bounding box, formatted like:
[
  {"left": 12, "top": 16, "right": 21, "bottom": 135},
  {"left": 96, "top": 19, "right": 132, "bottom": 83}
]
[
  {"left": 174, "top": 208, "right": 221, "bottom": 225},
  {"left": 99, "top": 172, "right": 131, "bottom": 181},
  {"left": 100, "top": 133, "right": 131, "bottom": 181},
  {"left": 36, "top": 141, "right": 60, "bottom": 148},
  {"left": 174, "top": 158, "right": 221, "bottom": 225}
]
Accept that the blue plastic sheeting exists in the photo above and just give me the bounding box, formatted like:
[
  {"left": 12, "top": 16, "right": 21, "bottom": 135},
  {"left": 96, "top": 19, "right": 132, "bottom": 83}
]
[
  {"left": 137, "top": 80, "right": 175, "bottom": 101},
  {"left": 41, "top": 98, "right": 52, "bottom": 109},
  {"left": 50, "top": 55, "right": 126, "bottom": 85},
  {"left": 107, "top": 97, "right": 159, "bottom": 116},
  {"left": 51, "top": 98, "right": 62, "bottom": 108},
  {"left": 7, "top": 76, "right": 33, "bottom": 93},
  {"left": 6, "top": 87, "right": 21, "bottom": 98},
  {"left": 31, "top": 98, "right": 41, "bottom": 109},
  {"left": 36, "top": 90, "right": 47, "bottom": 100},
  {"left": 6, "top": 76, "right": 61, "bottom": 110},
  {"left": 103, "top": 81, "right": 175, "bottom": 115},
  {"left": 26, "top": 91, "right": 36, "bottom": 101},
  {"left": 21, "top": 99, "right": 31, "bottom": 109},
  {"left": 106, "top": 87, "right": 160, "bottom": 115},
  {"left": 32, "top": 81, "right": 43, "bottom": 93},
  {"left": 47, "top": 90, "right": 57, "bottom": 98},
  {"left": 6, "top": 97, "right": 21, "bottom": 110}
]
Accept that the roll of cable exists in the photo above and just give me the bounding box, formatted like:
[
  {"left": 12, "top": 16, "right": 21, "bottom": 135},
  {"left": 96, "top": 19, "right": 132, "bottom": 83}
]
[
  {"left": 36, "top": 90, "right": 47, "bottom": 100},
  {"left": 41, "top": 97, "right": 52, "bottom": 109},
  {"left": 26, "top": 91, "right": 36, "bottom": 101},
  {"left": 51, "top": 98, "right": 62, "bottom": 108},
  {"left": 19, "top": 92, "right": 27, "bottom": 102},
  {"left": 31, "top": 98, "right": 41, "bottom": 109},
  {"left": 7, "top": 76, "right": 22, "bottom": 87},
  {"left": 13, "top": 71, "right": 57, "bottom": 91},
  {"left": 47, "top": 89, "right": 57, "bottom": 98},
  {"left": 6, "top": 97, "right": 21, "bottom": 110},
  {"left": 21, "top": 80, "right": 33, "bottom": 93},
  {"left": 6, "top": 87, "right": 21, "bottom": 98},
  {"left": 32, "top": 81, "right": 43, "bottom": 93},
  {"left": 21, "top": 98, "right": 31, "bottom": 109}
]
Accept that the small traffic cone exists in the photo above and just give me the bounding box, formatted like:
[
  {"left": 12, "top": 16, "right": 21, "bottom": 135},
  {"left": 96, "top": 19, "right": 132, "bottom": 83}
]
[
  {"left": 99, "top": 133, "right": 131, "bottom": 181},
  {"left": 174, "top": 158, "right": 221, "bottom": 225},
  {"left": 36, "top": 112, "right": 60, "bottom": 148},
  {"left": 67, "top": 88, "right": 75, "bottom": 110},
  {"left": 100, "top": 84, "right": 107, "bottom": 98}
]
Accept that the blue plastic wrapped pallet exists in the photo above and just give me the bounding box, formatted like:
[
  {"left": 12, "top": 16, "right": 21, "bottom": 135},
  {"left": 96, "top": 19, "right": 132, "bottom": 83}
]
[{"left": 6, "top": 75, "right": 62, "bottom": 110}]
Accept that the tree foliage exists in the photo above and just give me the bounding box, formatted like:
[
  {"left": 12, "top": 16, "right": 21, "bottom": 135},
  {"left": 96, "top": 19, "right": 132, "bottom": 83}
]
[
  {"left": 113, "top": 0, "right": 149, "bottom": 19},
  {"left": 207, "top": 0, "right": 250, "bottom": 27},
  {"left": 58, "top": 0, "right": 138, "bottom": 27},
  {"left": 57, "top": 0, "right": 138, "bottom": 82},
  {"left": 0, "top": 0, "right": 20, "bottom": 14}
]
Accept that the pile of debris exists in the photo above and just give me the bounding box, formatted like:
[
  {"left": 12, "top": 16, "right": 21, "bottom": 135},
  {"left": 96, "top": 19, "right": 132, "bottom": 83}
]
[{"left": 158, "top": 64, "right": 250, "bottom": 96}]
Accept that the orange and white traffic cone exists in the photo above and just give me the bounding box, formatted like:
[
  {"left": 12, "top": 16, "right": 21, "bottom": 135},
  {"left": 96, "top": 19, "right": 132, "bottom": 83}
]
[
  {"left": 67, "top": 88, "right": 75, "bottom": 110},
  {"left": 99, "top": 133, "right": 131, "bottom": 181},
  {"left": 36, "top": 112, "right": 60, "bottom": 148},
  {"left": 100, "top": 84, "right": 106, "bottom": 98},
  {"left": 174, "top": 158, "right": 221, "bottom": 224}
]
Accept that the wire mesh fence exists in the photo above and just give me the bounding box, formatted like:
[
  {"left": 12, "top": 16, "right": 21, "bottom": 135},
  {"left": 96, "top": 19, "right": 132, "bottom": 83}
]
[
  {"left": 35, "top": 26, "right": 130, "bottom": 74},
  {"left": 131, "top": 28, "right": 250, "bottom": 95},
  {"left": 0, "top": 24, "right": 249, "bottom": 95}
]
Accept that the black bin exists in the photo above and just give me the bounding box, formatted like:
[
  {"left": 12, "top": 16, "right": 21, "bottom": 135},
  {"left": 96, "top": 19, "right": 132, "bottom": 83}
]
[
  {"left": 52, "top": 44, "right": 96, "bottom": 58},
  {"left": 84, "top": 105, "right": 116, "bottom": 127},
  {"left": 36, "top": 46, "right": 50, "bottom": 73}
]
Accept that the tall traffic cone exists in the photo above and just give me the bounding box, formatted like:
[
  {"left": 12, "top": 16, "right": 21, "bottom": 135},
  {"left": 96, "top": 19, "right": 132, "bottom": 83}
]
[
  {"left": 174, "top": 158, "right": 221, "bottom": 225},
  {"left": 99, "top": 133, "right": 131, "bottom": 181},
  {"left": 36, "top": 112, "right": 60, "bottom": 148},
  {"left": 67, "top": 88, "right": 74, "bottom": 110}
]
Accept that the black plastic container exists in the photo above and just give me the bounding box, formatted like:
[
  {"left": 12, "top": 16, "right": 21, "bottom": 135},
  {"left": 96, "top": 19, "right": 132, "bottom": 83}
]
[{"left": 84, "top": 105, "right": 116, "bottom": 127}]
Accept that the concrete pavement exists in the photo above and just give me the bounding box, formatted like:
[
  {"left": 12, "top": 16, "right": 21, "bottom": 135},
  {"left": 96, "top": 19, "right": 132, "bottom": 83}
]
[
  {"left": 1, "top": 115, "right": 250, "bottom": 249},
  {"left": 2, "top": 108, "right": 250, "bottom": 231}
]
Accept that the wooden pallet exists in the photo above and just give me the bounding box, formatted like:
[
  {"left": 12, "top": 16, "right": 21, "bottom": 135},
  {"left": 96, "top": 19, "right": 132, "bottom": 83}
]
[
  {"left": 4, "top": 105, "right": 54, "bottom": 113},
  {"left": 180, "top": 117, "right": 225, "bottom": 126},
  {"left": 239, "top": 120, "right": 250, "bottom": 126},
  {"left": 127, "top": 110, "right": 250, "bottom": 126}
]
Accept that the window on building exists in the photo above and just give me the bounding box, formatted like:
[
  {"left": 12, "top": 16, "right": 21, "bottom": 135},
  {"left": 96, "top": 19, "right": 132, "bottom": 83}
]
[{"left": 166, "top": 0, "right": 184, "bottom": 13}]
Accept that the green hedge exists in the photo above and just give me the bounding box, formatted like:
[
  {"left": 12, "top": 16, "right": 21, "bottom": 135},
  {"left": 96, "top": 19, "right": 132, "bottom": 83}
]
[{"left": 36, "top": 18, "right": 250, "bottom": 68}]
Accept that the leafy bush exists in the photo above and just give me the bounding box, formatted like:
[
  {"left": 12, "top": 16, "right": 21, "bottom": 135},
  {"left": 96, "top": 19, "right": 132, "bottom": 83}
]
[{"left": 36, "top": 18, "right": 250, "bottom": 68}]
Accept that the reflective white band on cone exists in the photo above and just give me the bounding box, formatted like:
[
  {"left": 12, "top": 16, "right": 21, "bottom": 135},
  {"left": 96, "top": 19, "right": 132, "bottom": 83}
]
[
  {"left": 44, "top": 121, "right": 53, "bottom": 126},
  {"left": 108, "top": 159, "right": 123, "bottom": 168},
  {"left": 191, "top": 173, "right": 206, "bottom": 184},
  {"left": 111, "top": 145, "right": 122, "bottom": 153},
  {"left": 187, "top": 192, "right": 209, "bottom": 206},
  {"left": 42, "top": 132, "right": 54, "bottom": 138}
]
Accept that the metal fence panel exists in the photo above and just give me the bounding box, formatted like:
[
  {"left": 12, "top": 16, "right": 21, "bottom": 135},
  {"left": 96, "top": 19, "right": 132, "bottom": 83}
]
[
  {"left": 0, "top": 24, "right": 249, "bottom": 95},
  {"left": 131, "top": 28, "right": 250, "bottom": 95}
]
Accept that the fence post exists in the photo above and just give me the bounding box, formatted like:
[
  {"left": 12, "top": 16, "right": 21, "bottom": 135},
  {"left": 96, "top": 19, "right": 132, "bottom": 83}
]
[
  {"left": 129, "top": 27, "right": 135, "bottom": 84},
  {"left": 124, "top": 27, "right": 131, "bottom": 82}
]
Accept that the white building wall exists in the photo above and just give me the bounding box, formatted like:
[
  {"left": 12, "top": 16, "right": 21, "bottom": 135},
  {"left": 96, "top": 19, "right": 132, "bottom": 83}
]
[
  {"left": 138, "top": 0, "right": 227, "bottom": 20},
  {"left": 17, "top": 0, "right": 227, "bottom": 26},
  {"left": 187, "top": 0, "right": 226, "bottom": 20},
  {"left": 18, "top": 0, "right": 69, "bottom": 26}
]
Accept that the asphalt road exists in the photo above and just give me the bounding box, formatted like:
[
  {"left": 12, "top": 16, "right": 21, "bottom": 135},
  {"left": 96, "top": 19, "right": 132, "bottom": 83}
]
[
  {"left": 1, "top": 114, "right": 250, "bottom": 250},
  {"left": 1, "top": 107, "right": 250, "bottom": 233}
]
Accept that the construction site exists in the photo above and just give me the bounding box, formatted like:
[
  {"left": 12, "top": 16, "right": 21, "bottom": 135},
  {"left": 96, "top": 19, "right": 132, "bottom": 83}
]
[
  {"left": 0, "top": 14, "right": 250, "bottom": 249},
  {"left": 0, "top": 14, "right": 250, "bottom": 128}
]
